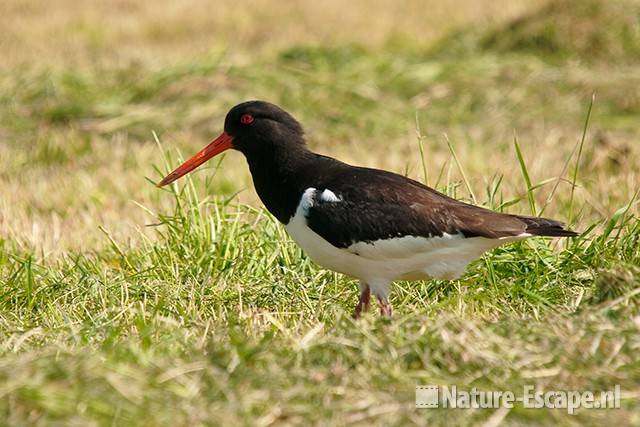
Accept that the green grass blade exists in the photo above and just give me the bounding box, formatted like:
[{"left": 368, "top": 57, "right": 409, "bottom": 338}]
[
  {"left": 513, "top": 133, "right": 536, "bottom": 216},
  {"left": 569, "top": 94, "right": 595, "bottom": 224},
  {"left": 414, "top": 112, "right": 429, "bottom": 186},
  {"left": 445, "top": 133, "right": 476, "bottom": 204}
]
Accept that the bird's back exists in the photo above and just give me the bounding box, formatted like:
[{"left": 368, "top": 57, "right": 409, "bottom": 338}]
[{"left": 301, "top": 155, "right": 577, "bottom": 249}]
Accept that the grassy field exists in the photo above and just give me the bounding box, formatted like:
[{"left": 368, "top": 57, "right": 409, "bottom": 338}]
[{"left": 1, "top": 0, "right": 640, "bottom": 425}]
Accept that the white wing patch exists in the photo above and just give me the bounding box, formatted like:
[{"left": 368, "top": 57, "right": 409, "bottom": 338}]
[
  {"left": 298, "top": 188, "right": 316, "bottom": 214},
  {"left": 297, "top": 188, "right": 340, "bottom": 216},
  {"left": 319, "top": 189, "right": 341, "bottom": 203}
]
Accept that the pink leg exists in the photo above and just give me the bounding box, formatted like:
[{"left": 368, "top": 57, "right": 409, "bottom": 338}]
[
  {"left": 353, "top": 283, "right": 371, "bottom": 319},
  {"left": 377, "top": 296, "right": 392, "bottom": 317}
]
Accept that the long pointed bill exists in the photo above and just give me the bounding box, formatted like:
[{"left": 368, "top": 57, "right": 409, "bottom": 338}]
[{"left": 157, "top": 132, "right": 233, "bottom": 187}]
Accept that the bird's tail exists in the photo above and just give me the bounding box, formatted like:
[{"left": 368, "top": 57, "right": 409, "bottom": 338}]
[{"left": 516, "top": 215, "right": 579, "bottom": 237}]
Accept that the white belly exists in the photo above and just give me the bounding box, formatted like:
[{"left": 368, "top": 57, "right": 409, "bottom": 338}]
[{"left": 285, "top": 209, "right": 381, "bottom": 280}]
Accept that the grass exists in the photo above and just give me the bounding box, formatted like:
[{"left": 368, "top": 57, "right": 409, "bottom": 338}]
[
  {"left": 1, "top": 0, "right": 640, "bottom": 425},
  {"left": 2, "top": 176, "right": 639, "bottom": 425}
]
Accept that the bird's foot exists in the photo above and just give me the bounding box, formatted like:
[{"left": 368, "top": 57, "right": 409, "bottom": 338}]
[
  {"left": 352, "top": 284, "right": 371, "bottom": 319},
  {"left": 377, "top": 296, "right": 392, "bottom": 317}
]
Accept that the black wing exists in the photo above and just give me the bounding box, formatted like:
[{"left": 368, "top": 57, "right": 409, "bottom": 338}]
[{"left": 305, "top": 164, "right": 576, "bottom": 249}]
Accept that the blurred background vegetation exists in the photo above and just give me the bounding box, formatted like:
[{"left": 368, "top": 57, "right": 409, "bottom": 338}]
[{"left": 2, "top": 0, "right": 638, "bottom": 255}]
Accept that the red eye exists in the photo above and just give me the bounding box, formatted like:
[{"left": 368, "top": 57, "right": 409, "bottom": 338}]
[{"left": 240, "top": 114, "right": 254, "bottom": 125}]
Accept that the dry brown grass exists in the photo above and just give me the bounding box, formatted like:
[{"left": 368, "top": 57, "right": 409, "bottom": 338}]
[
  {"left": 1, "top": 0, "right": 540, "bottom": 67},
  {"left": 0, "top": 0, "right": 551, "bottom": 255},
  {"left": 0, "top": 0, "right": 638, "bottom": 256}
]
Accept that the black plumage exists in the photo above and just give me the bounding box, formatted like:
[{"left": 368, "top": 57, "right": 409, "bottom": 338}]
[{"left": 301, "top": 162, "right": 577, "bottom": 248}]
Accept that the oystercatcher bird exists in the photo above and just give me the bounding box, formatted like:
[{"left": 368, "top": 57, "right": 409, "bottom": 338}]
[{"left": 158, "top": 101, "right": 577, "bottom": 317}]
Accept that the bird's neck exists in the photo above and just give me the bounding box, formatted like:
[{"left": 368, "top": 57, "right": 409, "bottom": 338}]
[{"left": 245, "top": 143, "right": 317, "bottom": 224}]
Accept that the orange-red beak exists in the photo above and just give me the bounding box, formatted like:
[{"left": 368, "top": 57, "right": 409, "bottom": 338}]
[{"left": 157, "top": 132, "right": 233, "bottom": 187}]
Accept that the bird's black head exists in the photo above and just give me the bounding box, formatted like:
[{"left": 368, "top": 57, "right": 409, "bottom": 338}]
[
  {"left": 224, "top": 101, "right": 304, "bottom": 155},
  {"left": 157, "top": 100, "right": 306, "bottom": 187}
]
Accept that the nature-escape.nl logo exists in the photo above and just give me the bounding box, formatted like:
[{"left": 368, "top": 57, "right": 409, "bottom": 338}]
[{"left": 415, "top": 385, "right": 621, "bottom": 414}]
